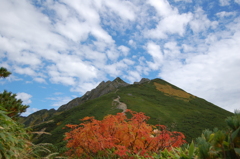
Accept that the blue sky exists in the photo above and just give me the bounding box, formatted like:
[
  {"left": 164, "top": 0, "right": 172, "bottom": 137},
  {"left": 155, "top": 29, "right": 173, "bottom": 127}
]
[{"left": 0, "top": 0, "right": 239, "bottom": 116}]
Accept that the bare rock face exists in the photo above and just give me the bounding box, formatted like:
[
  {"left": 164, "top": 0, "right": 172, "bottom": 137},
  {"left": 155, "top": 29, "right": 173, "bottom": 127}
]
[
  {"left": 133, "top": 78, "right": 150, "bottom": 84},
  {"left": 57, "top": 77, "right": 129, "bottom": 112}
]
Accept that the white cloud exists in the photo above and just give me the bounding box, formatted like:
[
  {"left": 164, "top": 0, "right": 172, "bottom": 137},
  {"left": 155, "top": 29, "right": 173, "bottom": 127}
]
[
  {"left": 14, "top": 66, "right": 36, "bottom": 76},
  {"left": 128, "top": 39, "right": 136, "bottom": 48},
  {"left": 61, "top": 0, "right": 100, "bottom": 24},
  {"left": 175, "top": 0, "right": 192, "bottom": 2},
  {"left": 124, "top": 71, "right": 141, "bottom": 83},
  {"left": 235, "top": 0, "right": 240, "bottom": 4},
  {"left": 16, "top": 92, "right": 32, "bottom": 105},
  {"left": 182, "top": 44, "right": 194, "bottom": 52},
  {"left": 48, "top": 65, "right": 76, "bottom": 86},
  {"left": 0, "top": 0, "right": 66, "bottom": 52},
  {"left": 137, "top": 56, "right": 151, "bottom": 75},
  {"left": 106, "top": 47, "right": 120, "bottom": 61},
  {"left": 55, "top": 17, "right": 90, "bottom": 42},
  {"left": 59, "top": 0, "right": 116, "bottom": 44},
  {"left": 118, "top": 45, "right": 130, "bottom": 56},
  {"left": 91, "top": 26, "right": 114, "bottom": 43},
  {"left": 0, "top": 0, "right": 130, "bottom": 91},
  {"left": 146, "top": 42, "right": 164, "bottom": 70},
  {"left": 70, "top": 81, "right": 99, "bottom": 94},
  {"left": 146, "top": 0, "right": 192, "bottom": 39},
  {"left": 164, "top": 41, "right": 181, "bottom": 60},
  {"left": 189, "top": 8, "right": 218, "bottom": 33},
  {"left": 47, "top": 96, "right": 73, "bottom": 108},
  {"left": 103, "top": 0, "right": 136, "bottom": 21},
  {"left": 219, "top": 0, "right": 230, "bottom": 6},
  {"left": 148, "top": 0, "right": 176, "bottom": 17},
  {"left": 103, "top": 59, "right": 133, "bottom": 77},
  {"left": 34, "top": 77, "right": 46, "bottom": 83},
  {"left": 47, "top": 54, "right": 99, "bottom": 86},
  {"left": 122, "top": 58, "right": 135, "bottom": 65},
  {"left": 216, "top": 11, "right": 236, "bottom": 18},
  {"left": 8, "top": 51, "right": 41, "bottom": 66}
]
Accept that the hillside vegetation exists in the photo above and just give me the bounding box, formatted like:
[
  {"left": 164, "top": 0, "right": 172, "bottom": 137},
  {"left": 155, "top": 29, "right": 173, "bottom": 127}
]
[{"left": 31, "top": 78, "right": 232, "bottom": 148}]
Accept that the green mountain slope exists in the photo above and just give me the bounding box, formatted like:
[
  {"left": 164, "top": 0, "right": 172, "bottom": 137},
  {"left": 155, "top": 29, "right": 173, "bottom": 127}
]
[
  {"left": 30, "top": 78, "right": 232, "bottom": 147},
  {"left": 19, "top": 109, "right": 56, "bottom": 126}
]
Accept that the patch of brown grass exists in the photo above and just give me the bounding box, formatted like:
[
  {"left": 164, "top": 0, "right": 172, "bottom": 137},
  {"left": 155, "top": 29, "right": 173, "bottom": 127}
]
[{"left": 154, "top": 82, "right": 194, "bottom": 100}]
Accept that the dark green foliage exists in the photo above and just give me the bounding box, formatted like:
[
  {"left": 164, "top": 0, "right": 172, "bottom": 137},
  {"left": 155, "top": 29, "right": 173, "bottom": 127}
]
[
  {"left": 0, "top": 67, "right": 11, "bottom": 78},
  {"left": 0, "top": 67, "right": 62, "bottom": 158},
  {"left": 0, "top": 68, "right": 28, "bottom": 119},
  {"left": 0, "top": 105, "right": 62, "bottom": 158},
  {"left": 0, "top": 90, "right": 29, "bottom": 119},
  {"left": 0, "top": 105, "right": 30, "bottom": 158},
  {"left": 195, "top": 111, "right": 240, "bottom": 159}
]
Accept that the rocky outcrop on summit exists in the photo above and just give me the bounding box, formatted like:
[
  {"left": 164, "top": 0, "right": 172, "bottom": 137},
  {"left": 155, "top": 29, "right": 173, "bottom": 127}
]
[
  {"left": 84, "top": 77, "right": 129, "bottom": 100},
  {"left": 133, "top": 78, "right": 150, "bottom": 84},
  {"left": 57, "top": 77, "right": 129, "bottom": 112}
]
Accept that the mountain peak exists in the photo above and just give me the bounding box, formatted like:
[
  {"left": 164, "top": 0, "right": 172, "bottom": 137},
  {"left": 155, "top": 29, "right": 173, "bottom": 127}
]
[
  {"left": 113, "top": 77, "right": 129, "bottom": 85},
  {"left": 113, "top": 77, "right": 122, "bottom": 81},
  {"left": 134, "top": 78, "right": 150, "bottom": 84},
  {"left": 57, "top": 77, "right": 129, "bottom": 112}
]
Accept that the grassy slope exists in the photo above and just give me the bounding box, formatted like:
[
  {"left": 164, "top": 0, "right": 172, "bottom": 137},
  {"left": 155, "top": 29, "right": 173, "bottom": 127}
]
[
  {"left": 34, "top": 78, "right": 232, "bottom": 147},
  {"left": 117, "top": 79, "right": 232, "bottom": 141}
]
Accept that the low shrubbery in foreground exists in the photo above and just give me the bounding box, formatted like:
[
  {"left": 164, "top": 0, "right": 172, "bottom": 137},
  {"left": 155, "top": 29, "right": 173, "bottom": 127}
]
[
  {"left": 64, "top": 109, "right": 186, "bottom": 158},
  {"left": 1, "top": 107, "right": 239, "bottom": 158},
  {"left": 0, "top": 105, "right": 63, "bottom": 159},
  {"left": 64, "top": 110, "right": 240, "bottom": 159}
]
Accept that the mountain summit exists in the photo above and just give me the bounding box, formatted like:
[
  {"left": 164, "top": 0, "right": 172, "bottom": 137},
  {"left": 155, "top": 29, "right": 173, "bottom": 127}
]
[{"left": 57, "top": 77, "right": 129, "bottom": 111}]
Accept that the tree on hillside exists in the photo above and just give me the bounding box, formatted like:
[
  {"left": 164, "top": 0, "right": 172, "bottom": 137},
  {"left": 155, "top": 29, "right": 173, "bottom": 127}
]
[
  {"left": 0, "top": 90, "right": 29, "bottom": 119},
  {"left": 0, "top": 67, "right": 59, "bottom": 158},
  {"left": 0, "top": 68, "right": 29, "bottom": 119},
  {"left": 0, "top": 105, "right": 31, "bottom": 159},
  {"left": 0, "top": 67, "right": 11, "bottom": 78}
]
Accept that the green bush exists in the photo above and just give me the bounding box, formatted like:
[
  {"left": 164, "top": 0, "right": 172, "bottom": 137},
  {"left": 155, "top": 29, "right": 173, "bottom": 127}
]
[{"left": 0, "top": 105, "right": 31, "bottom": 158}]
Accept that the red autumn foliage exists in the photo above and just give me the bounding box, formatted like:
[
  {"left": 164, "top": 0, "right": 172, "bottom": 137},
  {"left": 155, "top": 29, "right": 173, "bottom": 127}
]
[{"left": 64, "top": 109, "right": 186, "bottom": 158}]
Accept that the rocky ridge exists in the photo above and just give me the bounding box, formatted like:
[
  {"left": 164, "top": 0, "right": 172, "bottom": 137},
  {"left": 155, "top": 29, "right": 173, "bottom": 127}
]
[{"left": 57, "top": 77, "right": 149, "bottom": 112}]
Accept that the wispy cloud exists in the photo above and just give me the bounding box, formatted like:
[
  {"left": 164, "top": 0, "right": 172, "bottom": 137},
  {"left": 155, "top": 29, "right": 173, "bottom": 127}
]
[
  {"left": 47, "top": 96, "right": 73, "bottom": 108},
  {"left": 219, "top": 0, "right": 230, "bottom": 6},
  {"left": 16, "top": 92, "right": 32, "bottom": 105},
  {"left": 216, "top": 11, "right": 236, "bottom": 18},
  {"left": 146, "top": 0, "right": 192, "bottom": 39},
  {"left": 146, "top": 42, "right": 164, "bottom": 70}
]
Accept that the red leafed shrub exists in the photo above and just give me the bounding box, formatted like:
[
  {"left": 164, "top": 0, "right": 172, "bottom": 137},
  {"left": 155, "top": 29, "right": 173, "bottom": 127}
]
[{"left": 64, "top": 109, "right": 186, "bottom": 158}]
